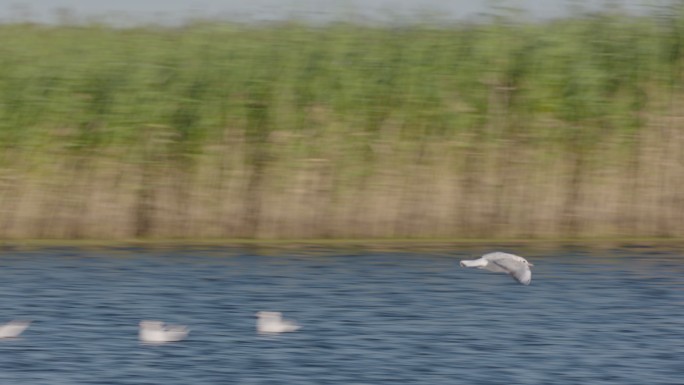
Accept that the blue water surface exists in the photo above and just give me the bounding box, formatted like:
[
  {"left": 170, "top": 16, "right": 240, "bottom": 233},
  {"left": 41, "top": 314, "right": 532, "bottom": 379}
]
[{"left": 0, "top": 246, "right": 682, "bottom": 384}]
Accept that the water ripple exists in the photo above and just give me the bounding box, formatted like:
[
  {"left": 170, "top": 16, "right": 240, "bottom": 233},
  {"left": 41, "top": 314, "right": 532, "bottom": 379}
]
[{"left": 0, "top": 249, "right": 682, "bottom": 384}]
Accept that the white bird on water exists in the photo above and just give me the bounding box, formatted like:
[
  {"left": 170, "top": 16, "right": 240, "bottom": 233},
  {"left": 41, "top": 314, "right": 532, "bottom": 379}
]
[
  {"left": 256, "top": 311, "right": 300, "bottom": 334},
  {"left": 139, "top": 320, "right": 189, "bottom": 343},
  {"left": 0, "top": 320, "right": 31, "bottom": 338},
  {"left": 460, "top": 252, "right": 534, "bottom": 285}
]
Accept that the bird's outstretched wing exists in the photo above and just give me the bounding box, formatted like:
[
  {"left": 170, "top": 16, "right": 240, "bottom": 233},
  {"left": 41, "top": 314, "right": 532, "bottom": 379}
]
[{"left": 487, "top": 254, "right": 532, "bottom": 285}]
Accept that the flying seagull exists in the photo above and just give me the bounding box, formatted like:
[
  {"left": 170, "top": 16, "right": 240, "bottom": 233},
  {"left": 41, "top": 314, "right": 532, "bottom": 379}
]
[
  {"left": 460, "top": 252, "right": 534, "bottom": 285},
  {"left": 139, "top": 320, "right": 189, "bottom": 343},
  {"left": 256, "top": 311, "right": 300, "bottom": 334}
]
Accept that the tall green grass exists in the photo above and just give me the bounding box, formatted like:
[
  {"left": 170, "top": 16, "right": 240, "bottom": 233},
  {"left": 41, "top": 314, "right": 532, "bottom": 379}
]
[
  {"left": 0, "top": 11, "right": 672, "bottom": 153},
  {"left": 1, "top": 5, "right": 684, "bottom": 239}
]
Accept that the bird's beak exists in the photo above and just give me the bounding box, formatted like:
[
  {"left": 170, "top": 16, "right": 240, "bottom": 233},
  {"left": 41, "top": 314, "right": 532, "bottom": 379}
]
[{"left": 528, "top": 263, "right": 534, "bottom": 267}]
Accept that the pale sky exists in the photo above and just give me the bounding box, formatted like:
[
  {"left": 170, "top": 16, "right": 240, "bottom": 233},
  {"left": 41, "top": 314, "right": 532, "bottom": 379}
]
[{"left": 0, "top": 0, "right": 654, "bottom": 25}]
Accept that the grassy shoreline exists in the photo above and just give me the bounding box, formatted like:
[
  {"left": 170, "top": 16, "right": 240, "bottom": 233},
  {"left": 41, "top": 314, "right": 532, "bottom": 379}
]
[
  {"left": 2, "top": 9, "right": 684, "bottom": 239},
  {"left": 3, "top": 237, "right": 684, "bottom": 250}
]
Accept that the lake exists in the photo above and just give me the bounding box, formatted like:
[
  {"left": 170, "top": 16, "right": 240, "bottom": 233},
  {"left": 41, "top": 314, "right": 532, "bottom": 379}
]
[{"left": 0, "top": 245, "right": 682, "bottom": 384}]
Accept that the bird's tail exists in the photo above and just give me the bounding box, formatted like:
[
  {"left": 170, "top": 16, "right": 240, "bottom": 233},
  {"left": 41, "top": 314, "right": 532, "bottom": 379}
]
[{"left": 460, "top": 259, "right": 487, "bottom": 268}]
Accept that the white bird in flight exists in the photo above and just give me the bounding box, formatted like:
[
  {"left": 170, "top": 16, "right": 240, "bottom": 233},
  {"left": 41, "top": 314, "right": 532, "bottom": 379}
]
[
  {"left": 0, "top": 320, "right": 31, "bottom": 338},
  {"left": 139, "top": 320, "right": 189, "bottom": 343},
  {"left": 256, "top": 311, "right": 300, "bottom": 334},
  {"left": 460, "top": 252, "right": 534, "bottom": 285}
]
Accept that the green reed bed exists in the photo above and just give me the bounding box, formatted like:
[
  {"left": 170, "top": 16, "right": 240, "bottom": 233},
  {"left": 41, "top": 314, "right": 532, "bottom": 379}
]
[{"left": 1, "top": 7, "right": 684, "bottom": 239}]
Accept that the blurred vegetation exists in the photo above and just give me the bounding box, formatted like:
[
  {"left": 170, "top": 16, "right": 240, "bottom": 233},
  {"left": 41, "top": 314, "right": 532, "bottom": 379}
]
[{"left": 1, "top": 4, "right": 684, "bottom": 239}]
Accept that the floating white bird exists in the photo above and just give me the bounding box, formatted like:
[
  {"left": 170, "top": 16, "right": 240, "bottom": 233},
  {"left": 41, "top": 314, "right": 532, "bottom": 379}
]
[
  {"left": 460, "top": 252, "right": 534, "bottom": 285},
  {"left": 256, "top": 311, "right": 300, "bottom": 334},
  {"left": 0, "top": 320, "right": 31, "bottom": 338},
  {"left": 139, "top": 320, "right": 189, "bottom": 343}
]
